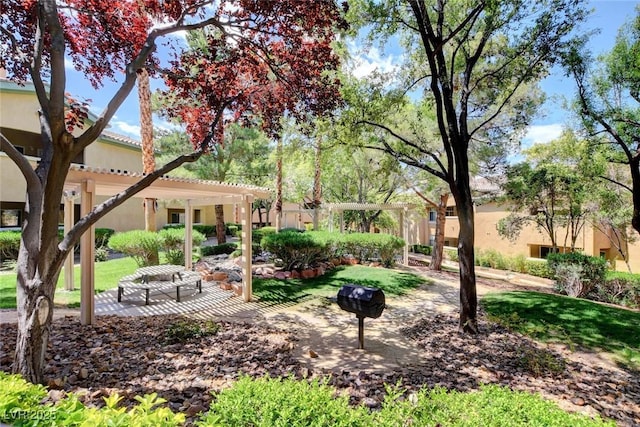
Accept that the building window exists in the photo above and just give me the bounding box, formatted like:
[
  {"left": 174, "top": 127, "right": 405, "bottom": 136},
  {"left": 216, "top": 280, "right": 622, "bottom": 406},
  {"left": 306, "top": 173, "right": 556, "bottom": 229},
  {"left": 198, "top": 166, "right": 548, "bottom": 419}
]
[
  {"left": 168, "top": 209, "right": 185, "bottom": 224},
  {"left": 1, "top": 209, "right": 21, "bottom": 227},
  {"left": 194, "top": 209, "right": 201, "bottom": 224},
  {"left": 428, "top": 209, "right": 437, "bottom": 222},
  {"left": 445, "top": 206, "right": 457, "bottom": 217}
]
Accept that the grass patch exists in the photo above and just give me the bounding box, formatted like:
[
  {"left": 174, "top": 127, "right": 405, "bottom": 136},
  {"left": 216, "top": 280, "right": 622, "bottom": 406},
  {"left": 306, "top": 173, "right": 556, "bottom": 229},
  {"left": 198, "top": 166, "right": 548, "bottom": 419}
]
[
  {"left": 482, "top": 291, "right": 640, "bottom": 370},
  {"left": 253, "top": 265, "right": 426, "bottom": 305},
  {"left": 0, "top": 257, "right": 138, "bottom": 309}
]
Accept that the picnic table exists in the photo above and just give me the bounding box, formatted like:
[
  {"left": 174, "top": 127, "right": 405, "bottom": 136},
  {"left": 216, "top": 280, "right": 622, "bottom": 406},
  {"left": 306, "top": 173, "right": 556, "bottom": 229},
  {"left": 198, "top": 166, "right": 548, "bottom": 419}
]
[{"left": 117, "top": 265, "right": 202, "bottom": 305}]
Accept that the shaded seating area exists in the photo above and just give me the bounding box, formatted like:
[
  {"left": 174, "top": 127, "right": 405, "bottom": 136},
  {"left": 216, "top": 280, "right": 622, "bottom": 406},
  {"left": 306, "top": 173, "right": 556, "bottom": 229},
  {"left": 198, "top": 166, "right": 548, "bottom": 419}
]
[{"left": 117, "top": 265, "right": 203, "bottom": 305}]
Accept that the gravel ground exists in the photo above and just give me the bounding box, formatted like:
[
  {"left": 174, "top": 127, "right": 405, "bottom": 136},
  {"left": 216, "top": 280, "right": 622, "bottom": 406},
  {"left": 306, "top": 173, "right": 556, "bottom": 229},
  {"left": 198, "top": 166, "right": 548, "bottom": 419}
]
[{"left": 1, "top": 310, "right": 638, "bottom": 426}]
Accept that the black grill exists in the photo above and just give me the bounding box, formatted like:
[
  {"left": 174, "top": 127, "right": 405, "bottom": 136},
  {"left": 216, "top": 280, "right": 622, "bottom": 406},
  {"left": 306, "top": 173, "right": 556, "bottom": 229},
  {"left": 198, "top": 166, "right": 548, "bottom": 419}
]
[{"left": 336, "top": 284, "right": 386, "bottom": 349}]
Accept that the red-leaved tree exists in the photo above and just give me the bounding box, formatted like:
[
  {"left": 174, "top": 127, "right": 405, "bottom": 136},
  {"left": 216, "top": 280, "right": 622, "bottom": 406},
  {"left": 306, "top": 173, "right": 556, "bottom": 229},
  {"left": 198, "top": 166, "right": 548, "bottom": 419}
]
[{"left": 0, "top": 0, "right": 344, "bottom": 384}]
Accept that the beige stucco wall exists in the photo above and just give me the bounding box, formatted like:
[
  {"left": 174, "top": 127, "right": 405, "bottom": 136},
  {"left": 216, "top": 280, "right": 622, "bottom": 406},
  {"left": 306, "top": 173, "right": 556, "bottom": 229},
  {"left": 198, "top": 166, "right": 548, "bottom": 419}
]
[
  {"left": 0, "top": 89, "right": 41, "bottom": 133},
  {"left": 83, "top": 141, "right": 143, "bottom": 173},
  {"left": 414, "top": 199, "right": 640, "bottom": 273}
]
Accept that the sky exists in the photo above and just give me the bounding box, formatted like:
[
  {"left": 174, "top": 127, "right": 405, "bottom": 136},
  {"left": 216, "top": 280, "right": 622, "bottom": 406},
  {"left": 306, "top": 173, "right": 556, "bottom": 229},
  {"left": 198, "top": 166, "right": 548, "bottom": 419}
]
[{"left": 62, "top": 0, "right": 639, "bottom": 146}]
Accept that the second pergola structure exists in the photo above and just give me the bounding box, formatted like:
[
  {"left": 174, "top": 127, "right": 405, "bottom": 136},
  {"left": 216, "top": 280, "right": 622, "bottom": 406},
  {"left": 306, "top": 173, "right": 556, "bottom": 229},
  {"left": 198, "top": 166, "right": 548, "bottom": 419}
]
[
  {"left": 61, "top": 164, "right": 271, "bottom": 325},
  {"left": 324, "top": 202, "right": 414, "bottom": 266}
]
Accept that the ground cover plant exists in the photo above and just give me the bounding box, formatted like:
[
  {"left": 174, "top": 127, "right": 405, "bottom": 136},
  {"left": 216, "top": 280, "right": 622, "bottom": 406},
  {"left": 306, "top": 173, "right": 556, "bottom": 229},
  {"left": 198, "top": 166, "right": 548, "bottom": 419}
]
[
  {"left": 0, "top": 372, "right": 614, "bottom": 427},
  {"left": 482, "top": 291, "right": 640, "bottom": 370},
  {"left": 0, "top": 257, "right": 138, "bottom": 309},
  {"left": 253, "top": 265, "right": 425, "bottom": 305}
]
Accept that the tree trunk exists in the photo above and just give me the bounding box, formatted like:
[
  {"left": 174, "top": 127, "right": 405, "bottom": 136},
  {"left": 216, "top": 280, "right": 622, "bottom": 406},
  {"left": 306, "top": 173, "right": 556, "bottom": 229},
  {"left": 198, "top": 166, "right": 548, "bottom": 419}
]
[
  {"left": 452, "top": 183, "right": 478, "bottom": 334},
  {"left": 215, "top": 204, "right": 226, "bottom": 244},
  {"left": 312, "top": 139, "right": 322, "bottom": 230},
  {"left": 275, "top": 139, "right": 283, "bottom": 231},
  {"left": 13, "top": 256, "right": 57, "bottom": 384},
  {"left": 430, "top": 193, "right": 448, "bottom": 271}
]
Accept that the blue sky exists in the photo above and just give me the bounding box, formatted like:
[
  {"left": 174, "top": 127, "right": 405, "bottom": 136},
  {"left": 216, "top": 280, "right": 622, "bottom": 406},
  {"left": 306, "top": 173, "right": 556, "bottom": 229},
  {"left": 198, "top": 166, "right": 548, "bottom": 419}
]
[{"left": 63, "top": 1, "right": 639, "bottom": 145}]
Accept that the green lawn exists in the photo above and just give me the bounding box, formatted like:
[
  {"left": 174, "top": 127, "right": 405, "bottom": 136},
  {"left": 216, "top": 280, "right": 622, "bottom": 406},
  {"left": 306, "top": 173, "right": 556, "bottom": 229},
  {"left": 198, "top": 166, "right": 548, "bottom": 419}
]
[
  {"left": 0, "top": 257, "right": 138, "bottom": 309},
  {"left": 482, "top": 291, "right": 640, "bottom": 370},
  {"left": 253, "top": 265, "right": 427, "bottom": 305}
]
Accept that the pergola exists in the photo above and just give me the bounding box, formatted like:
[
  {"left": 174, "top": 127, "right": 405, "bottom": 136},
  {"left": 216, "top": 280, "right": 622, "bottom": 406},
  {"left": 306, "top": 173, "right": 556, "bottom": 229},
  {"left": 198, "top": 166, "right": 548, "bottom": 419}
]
[
  {"left": 62, "top": 164, "right": 271, "bottom": 325},
  {"left": 324, "top": 203, "right": 414, "bottom": 265}
]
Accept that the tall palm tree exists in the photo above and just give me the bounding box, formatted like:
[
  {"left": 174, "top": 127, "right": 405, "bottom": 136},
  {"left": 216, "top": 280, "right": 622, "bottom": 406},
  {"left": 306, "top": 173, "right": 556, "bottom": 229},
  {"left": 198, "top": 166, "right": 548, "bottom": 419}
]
[{"left": 137, "top": 68, "right": 157, "bottom": 236}]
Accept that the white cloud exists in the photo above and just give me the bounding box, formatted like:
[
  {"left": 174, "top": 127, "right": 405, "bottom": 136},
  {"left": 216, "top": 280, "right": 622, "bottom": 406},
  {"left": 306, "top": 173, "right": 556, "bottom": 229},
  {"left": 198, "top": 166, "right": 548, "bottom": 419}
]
[
  {"left": 112, "top": 121, "right": 141, "bottom": 137},
  {"left": 346, "top": 42, "right": 401, "bottom": 79},
  {"left": 522, "top": 123, "right": 564, "bottom": 146},
  {"left": 64, "top": 57, "right": 74, "bottom": 69}
]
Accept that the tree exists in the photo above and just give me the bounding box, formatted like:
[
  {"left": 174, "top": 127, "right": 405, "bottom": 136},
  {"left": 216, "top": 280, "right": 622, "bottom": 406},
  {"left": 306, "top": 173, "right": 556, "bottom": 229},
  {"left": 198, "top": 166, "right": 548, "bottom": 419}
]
[
  {"left": 137, "top": 68, "right": 157, "bottom": 237},
  {"left": 156, "top": 125, "right": 273, "bottom": 242},
  {"left": 0, "top": 0, "right": 344, "bottom": 383},
  {"left": 564, "top": 6, "right": 640, "bottom": 236},
  {"left": 345, "top": 0, "right": 584, "bottom": 332},
  {"left": 323, "top": 146, "right": 405, "bottom": 232}
]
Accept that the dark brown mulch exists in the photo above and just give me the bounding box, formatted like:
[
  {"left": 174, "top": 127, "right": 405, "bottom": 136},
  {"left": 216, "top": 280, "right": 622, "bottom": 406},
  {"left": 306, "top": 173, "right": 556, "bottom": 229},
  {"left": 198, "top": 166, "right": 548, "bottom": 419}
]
[{"left": 1, "top": 312, "right": 638, "bottom": 426}]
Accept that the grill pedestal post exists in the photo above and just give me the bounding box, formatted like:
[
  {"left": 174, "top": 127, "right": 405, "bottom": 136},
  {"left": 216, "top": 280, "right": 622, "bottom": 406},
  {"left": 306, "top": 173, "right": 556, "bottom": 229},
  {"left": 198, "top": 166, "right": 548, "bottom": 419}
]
[{"left": 358, "top": 315, "right": 364, "bottom": 349}]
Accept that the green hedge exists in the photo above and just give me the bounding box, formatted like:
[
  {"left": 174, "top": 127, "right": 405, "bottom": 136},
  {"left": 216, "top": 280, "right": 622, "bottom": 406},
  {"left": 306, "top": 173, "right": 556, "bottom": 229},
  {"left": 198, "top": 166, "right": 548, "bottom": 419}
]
[
  {"left": 163, "top": 224, "right": 216, "bottom": 237},
  {"left": 412, "top": 244, "right": 432, "bottom": 255},
  {"left": 261, "top": 231, "right": 405, "bottom": 270},
  {"left": 201, "top": 242, "right": 238, "bottom": 256},
  {"left": 261, "top": 230, "right": 327, "bottom": 270},
  {"left": 342, "top": 233, "right": 404, "bottom": 267}
]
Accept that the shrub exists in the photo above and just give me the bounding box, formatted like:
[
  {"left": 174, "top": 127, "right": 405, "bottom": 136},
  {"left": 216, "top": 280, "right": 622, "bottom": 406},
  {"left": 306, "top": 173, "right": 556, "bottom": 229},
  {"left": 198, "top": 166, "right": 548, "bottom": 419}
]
[
  {"left": 252, "top": 227, "right": 277, "bottom": 255},
  {"left": 444, "top": 248, "right": 459, "bottom": 262},
  {"left": 342, "top": 233, "right": 405, "bottom": 267},
  {"left": 524, "top": 259, "right": 553, "bottom": 278},
  {"left": 0, "top": 231, "right": 21, "bottom": 261},
  {"left": 0, "top": 372, "right": 184, "bottom": 426},
  {"left": 225, "top": 223, "right": 241, "bottom": 236},
  {"left": 592, "top": 272, "right": 640, "bottom": 309},
  {"left": 547, "top": 252, "right": 607, "bottom": 298},
  {"left": 200, "top": 375, "right": 368, "bottom": 426},
  {"left": 163, "top": 224, "right": 216, "bottom": 237},
  {"left": 164, "top": 319, "right": 220, "bottom": 344},
  {"left": 95, "top": 228, "right": 115, "bottom": 247},
  {"left": 108, "top": 230, "right": 162, "bottom": 267},
  {"left": 507, "top": 254, "right": 528, "bottom": 273},
  {"left": 201, "top": 243, "right": 238, "bottom": 256},
  {"left": 158, "top": 228, "right": 205, "bottom": 265},
  {"left": 412, "top": 244, "right": 432, "bottom": 255},
  {"left": 475, "top": 248, "right": 508, "bottom": 270},
  {"left": 261, "top": 230, "right": 326, "bottom": 270},
  {"left": 94, "top": 246, "right": 109, "bottom": 262}
]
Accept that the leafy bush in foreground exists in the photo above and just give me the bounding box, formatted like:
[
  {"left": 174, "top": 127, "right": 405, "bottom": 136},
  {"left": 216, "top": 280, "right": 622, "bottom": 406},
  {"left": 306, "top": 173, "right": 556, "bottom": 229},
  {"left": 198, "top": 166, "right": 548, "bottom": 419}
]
[
  {"left": 0, "top": 372, "right": 614, "bottom": 427},
  {"left": 0, "top": 372, "right": 184, "bottom": 426}
]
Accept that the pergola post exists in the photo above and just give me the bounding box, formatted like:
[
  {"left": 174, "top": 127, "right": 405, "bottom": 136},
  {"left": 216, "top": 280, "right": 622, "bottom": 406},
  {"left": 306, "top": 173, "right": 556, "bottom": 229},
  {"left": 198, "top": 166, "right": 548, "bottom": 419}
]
[
  {"left": 340, "top": 211, "right": 344, "bottom": 232},
  {"left": 328, "top": 207, "right": 334, "bottom": 232},
  {"left": 241, "top": 194, "right": 254, "bottom": 301},
  {"left": 63, "top": 197, "right": 75, "bottom": 291},
  {"left": 80, "top": 179, "right": 95, "bottom": 325},
  {"left": 402, "top": 207, "right": 409, "bottom": 266},
  {"left": 184, "top": 199, "right": 193, "bottom": 269}
]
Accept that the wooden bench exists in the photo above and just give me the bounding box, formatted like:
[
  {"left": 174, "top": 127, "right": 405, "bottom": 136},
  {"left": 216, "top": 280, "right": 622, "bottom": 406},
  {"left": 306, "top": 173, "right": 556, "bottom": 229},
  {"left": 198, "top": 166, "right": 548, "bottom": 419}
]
[{"left": 117, "top": 270, "right": 203, "bottom": 305}]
